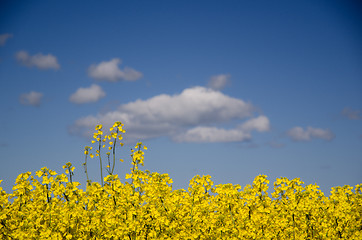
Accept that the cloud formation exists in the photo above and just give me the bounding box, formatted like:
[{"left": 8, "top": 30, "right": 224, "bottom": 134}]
[
  {"left": 174, "top": 126, "right": 251, "bottom": 142},
  {"left": 287, "top": 126, "right": 335, "bottom": 141},
  {"left": 69, "top": 86, "right": 269, "bottom": 143},
  {"left": 207, "top": 74, "right": 230, "bottom": 90},
  {"left": 341, "top": 107, "right": 361, "bottom": 120},
  {"left": 0, "top": 33, "right": 13, "bottom": 46},
  {"left": 16, "top": 51, "right": 60, "bottom": 70},
  {"left": 88, "top": 58, "right": 142, "bottom": 82},
  {"left": 174, "top": 116, "right": 270, "bottom": 142},
  {"left": 69, "top": 84, "right": 106, "bottom": 104},
  {"left": 19, "top": 91, "right": 43, "bottom": 106}
]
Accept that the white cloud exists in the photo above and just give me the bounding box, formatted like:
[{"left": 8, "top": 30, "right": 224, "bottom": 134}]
[
  {"left": 69, "top": 86, "right": 269, "bottom": 143},
  {"left": 341, "top": 107, "right": 361, "bottom": 120},
  {"left": 208, "top": 74, "right": 230, "bottom": 90},
  {"left": 174, "top": 126, "right": 251, "bottom": 143},
  {"left": 240, "top": 115, "right": 270, "bottom": 132},
  {"left": 19, "top": 91, "right": 43, "bottom": 106},
  {"left": 174, "top": 116, "right": 270, "bottom": 143},
  {"left": 69, "top": 84, "right": 106, "bottom": 104},
  {"left": 0, "top": 33, "right": 13, "bottom": 46},
  {"left": 287, "top": 126, "right": 335, "bottom": 141},
  {"left": 88, "top": 58, "right": 142, "bottom": 82},
  {"left": 16, "top": 51, "right": 60, "bottom": 70}
]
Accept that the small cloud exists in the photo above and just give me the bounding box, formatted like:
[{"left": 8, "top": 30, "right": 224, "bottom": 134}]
[
  {"left": 287, "top": 126, "right": 335, "bottom": 142},
  {"left": 19, "top": 91, "right": 43, "bottom": 106},
  {"left": 16, "top": 51, "right": 60, "bottom": 70},
  {"left": 69, "top": 84, "right": 106, "bottom": 104},
  {"left": 0, "top": 33, "right": 13, "bottom": 46},
  {"left": 341, "top": 107, "right": 361, "bottom": 120},
  {"left": 240, "top": 115, "right": 270, "bottom": 132},
  {"left": 88, "top": 58, "right": 142, "bottom": 82},
  {"left": 207, "top": 74, "right": 230, "bottom": 90}
]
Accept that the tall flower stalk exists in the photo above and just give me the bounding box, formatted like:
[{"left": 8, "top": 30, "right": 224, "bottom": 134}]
[
  {"left": 83, "top": 146, "right": 91, "bottom": 185},
  {"left": 85, "top": 122, "right": 125, "bottom": 187},
  {"left": 93, "top": 124, "right": 104, "bottom": 187},
  {"left": 108, "top": 122, "right": 125, "bottom": 175}
]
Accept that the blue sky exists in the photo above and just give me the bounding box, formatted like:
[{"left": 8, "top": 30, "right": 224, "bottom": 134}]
[{"left": 0, "top": 0, "right": 361, "bottom": 194}]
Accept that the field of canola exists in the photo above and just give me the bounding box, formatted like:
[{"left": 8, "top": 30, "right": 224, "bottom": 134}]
[{"left": 0, "top": 122, "right": 361, "bottom": 239}]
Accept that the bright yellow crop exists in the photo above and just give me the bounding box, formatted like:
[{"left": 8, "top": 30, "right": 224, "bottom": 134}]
[{"left": 0, "top": 122, "right": 361, "bottom": 239}]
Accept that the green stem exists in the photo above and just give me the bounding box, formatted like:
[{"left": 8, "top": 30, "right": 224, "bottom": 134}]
[
  {"left": 292, "top": 213, "right": 295, "bottom": 240},
  {"left": 111, "top": 129, "right": 118, "bottom": 175},
  {"left": 99, "top": 139, "right": 103, "bottom": 187},
  {"left": 190, "top": 194, "right": 194, "bottom": 231},
  {"left": 84, "top": 155, "right": 90, "bottom": 185},
  {"left": 229, "top": 203, "right": 236, "bottom": 228},
  {"left": 68, "top": 166, "right": 73, "bottom": 183}
]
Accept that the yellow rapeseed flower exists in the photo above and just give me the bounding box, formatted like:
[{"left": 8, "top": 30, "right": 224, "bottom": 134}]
[{"left": 6, "top": 121, "right": 358, "bottom": 239}]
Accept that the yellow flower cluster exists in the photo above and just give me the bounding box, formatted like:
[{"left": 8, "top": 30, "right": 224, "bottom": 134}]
[{"left": 0, "top": 122, "right": 361, "bottom": 239}]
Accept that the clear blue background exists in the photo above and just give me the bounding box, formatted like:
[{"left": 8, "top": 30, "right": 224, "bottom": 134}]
[{"left": 0, "top": 0, "right": 361, "bottom": 194}]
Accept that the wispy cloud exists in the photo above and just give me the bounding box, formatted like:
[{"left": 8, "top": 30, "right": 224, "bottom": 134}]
[
  {"left": 287, "top": 126, "right": 335, "bottom": 141},
  {"left": 267, "top": 141, "right": 285, "bottom": 148},
  {"left": 16, "top": 51, "right": 60, "bottom": 70},
  {"left": 19, "top": 91, "right": 43, "bottom": 106},
  {"left": 69, "top": 86, "right": 269, "bottom": 143},
  {"left": 88, "top": 58, "right": 142, "bottom": 82},
  {"left": 341, "top": 107, "right": 361, "bottom": 120},
  {"left": 0, "top": 33, "right": 13, "bottom": 46},
  {"left": 69, "top": 84, "right": 106, "bottom": 104},
  {"left": 207, "top": 74, "right": 230, "bottom": 90}
]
